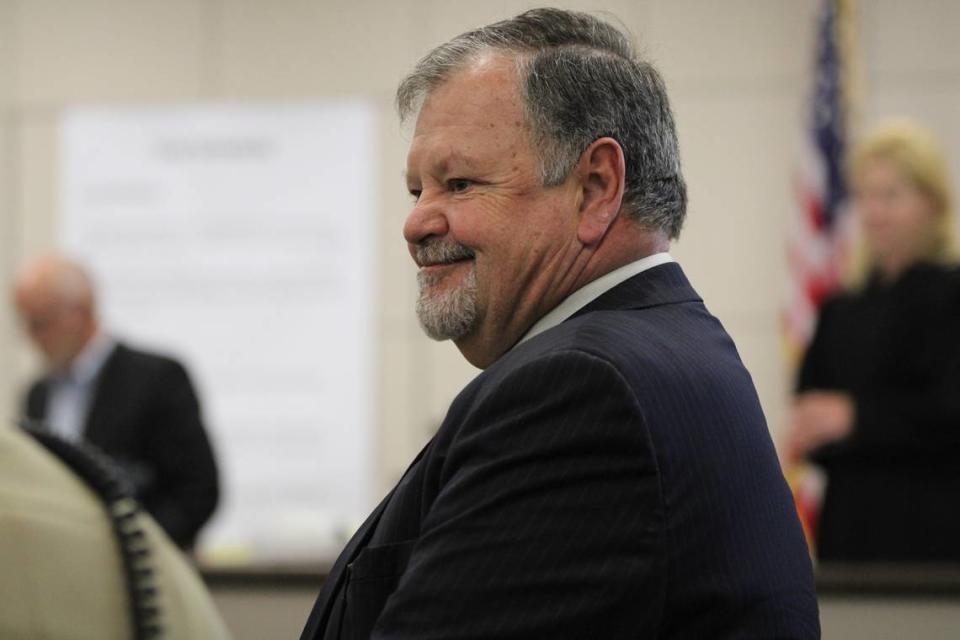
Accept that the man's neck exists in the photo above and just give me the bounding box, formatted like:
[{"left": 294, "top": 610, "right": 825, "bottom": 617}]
[
  {"left": 517, "top": 252, "right": 674, "bottom": 347},
  {"left": 456, "top": 228, "right": 671, "bottom": 369},
  {"left": 568, "top": 224, "right": 670, "bottom": 296}
]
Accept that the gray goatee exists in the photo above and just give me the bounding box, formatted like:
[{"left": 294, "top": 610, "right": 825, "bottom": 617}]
[{"left": 414, "top": 239, "right": 478, "bottom": 341}]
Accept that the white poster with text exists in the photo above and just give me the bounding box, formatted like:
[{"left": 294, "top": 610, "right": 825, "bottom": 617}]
[{"left": 61, "top": 103, "right": 377, "bottom": 563}]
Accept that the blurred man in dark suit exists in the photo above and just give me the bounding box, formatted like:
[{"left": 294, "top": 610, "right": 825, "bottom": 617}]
[
  {"left": 302, "top": 8, "right": 818, "bottom": 639},
  {"left": 13, "top": 254, "right": 219, "bottom": 550}
]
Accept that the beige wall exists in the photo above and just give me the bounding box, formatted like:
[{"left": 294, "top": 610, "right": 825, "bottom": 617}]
[{"left": 2, "top": 0, "right": 959, "bottom": 495}]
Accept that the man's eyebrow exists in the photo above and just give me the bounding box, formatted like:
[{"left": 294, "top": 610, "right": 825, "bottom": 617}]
[{"left": 404, "top": 151, "right": 484, "bottom": 183}]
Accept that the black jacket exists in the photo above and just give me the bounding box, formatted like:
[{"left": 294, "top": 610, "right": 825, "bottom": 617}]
[
  {"left": 25, "top": 343, "right": 219, "bottom": 549},
  {"left": 799, "top": 263, "right": 960, "bottom": 561},
  {"left": 302, "top": 263, "right": 818, "bottom": 639}
]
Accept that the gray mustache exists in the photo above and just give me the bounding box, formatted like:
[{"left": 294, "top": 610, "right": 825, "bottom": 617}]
[{"left": 415, "top": 240, "right": 476, "bottom": 265}]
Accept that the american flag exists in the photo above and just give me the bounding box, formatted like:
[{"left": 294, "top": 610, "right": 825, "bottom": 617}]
[
  {"left": 783, "top": 0, "right": 858, "bottom": 549},
  {"left": 785, "top": 0, "right": 854, "bottom": 350}
]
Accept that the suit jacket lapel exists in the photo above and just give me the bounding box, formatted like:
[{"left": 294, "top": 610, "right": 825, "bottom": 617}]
[
  {"left": 83, "top": 344, "right": 123, "bottom": 442},
  {"left": 26, "top": 382, "right": 49, "bottom": 421},
  {"left": 300, "top": 438, "right": 433, "bottom": 640},
  {"left": 300, "top": 488, "right": 395, "bottom": 640}
]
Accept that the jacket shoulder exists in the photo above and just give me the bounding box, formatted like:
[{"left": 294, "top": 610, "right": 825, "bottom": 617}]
[{"left": 109, "top": 343, "right": 192, "bottom": 380}]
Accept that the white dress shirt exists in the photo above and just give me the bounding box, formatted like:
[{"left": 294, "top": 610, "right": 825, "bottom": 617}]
[{"left": 46, "top": 333, "right": 116, "bottom": 441}]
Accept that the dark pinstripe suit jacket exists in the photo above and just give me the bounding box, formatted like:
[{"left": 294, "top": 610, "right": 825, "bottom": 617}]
[{"left": 301, "top": 263, "right": 820, "bottom": 639}]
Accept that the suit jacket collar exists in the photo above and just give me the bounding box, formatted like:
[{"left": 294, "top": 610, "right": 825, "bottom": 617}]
[
  {"left": 569, "top": 261, "right": 701, "bottom": 319},
  {"left": 519, "top": 253, "right": 675, "bottom": 346},
  {"left": 27, "top": 341, "right": 125, "bottom": 423},
  {"left": 29, "top": 342, "right": 125, "bottom": 440}
]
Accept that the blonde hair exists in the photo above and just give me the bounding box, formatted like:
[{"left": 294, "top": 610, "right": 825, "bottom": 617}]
[{"left": 849, "top": 118, "right": 955, "bottom": 263}]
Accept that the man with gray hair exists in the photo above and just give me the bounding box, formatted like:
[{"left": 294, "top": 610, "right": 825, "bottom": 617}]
[{"left": 302, "top": 8, "right": 818, "bottom": 639}]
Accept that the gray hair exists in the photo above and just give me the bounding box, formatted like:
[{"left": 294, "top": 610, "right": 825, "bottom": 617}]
[{"left": 396, "top": 8, "right": 687, "bottom": 238}]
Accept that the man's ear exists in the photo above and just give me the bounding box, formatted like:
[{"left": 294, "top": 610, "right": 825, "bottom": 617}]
[{"left": 575, "top": 137, "right": 626, "bottom": 246}]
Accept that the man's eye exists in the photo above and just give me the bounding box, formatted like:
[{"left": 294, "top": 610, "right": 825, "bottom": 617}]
[
  {"left": 408, "top": 189, "right": 422, "bottom": 202},
  {"left": 448, "top": 179, "right": 472, "bottom": 193}
]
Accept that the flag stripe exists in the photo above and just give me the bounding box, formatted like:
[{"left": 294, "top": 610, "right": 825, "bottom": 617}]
[{"left": 783, "top": 0, "right": 858, "bottom": 551}]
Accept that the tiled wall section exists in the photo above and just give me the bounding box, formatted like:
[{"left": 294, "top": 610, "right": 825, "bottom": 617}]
[{"left": 1, "top": 0, "right": 958, "bottom": 494}]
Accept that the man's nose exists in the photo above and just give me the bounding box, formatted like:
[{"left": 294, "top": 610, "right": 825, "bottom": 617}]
[{"left": 403, "top": 194, "right": 449, "bottom": 245}]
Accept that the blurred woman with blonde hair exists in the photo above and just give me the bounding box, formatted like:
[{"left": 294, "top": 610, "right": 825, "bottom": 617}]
[
  {"left": 788, "top": 118, "right": 960, "bottom": 562},
  {"left": 849, "top": 118, "right": 954, "bottom": 280}
]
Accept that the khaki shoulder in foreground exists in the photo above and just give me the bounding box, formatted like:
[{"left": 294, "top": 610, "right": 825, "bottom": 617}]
[{"left": 0, "top": 426, "right": 231, "bottom": 640}]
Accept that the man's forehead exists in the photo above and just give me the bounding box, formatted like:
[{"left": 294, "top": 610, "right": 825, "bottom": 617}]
[
  {"left": 404, "top": 146, "right": 481, "bottom": 175},
  {"left": 405, "top": 57, "right": 532, "bottom": 172},
  {"left": 405, "top": 121, "right": 529, "bottom": 180},
  {"left": 15, "top": 287, "right": 57, "bottom": 313},
  {"left": 415, "top": 55, "right": 525, "bottom": 127}
]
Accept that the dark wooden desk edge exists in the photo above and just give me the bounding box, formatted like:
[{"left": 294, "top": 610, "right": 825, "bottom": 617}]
[
  {"left": 201, "top": 563, "right": 331, "bottom": 589},
  {"left": 199, "top": 561, "right": 960, "bottom": 597},
  {"left": 815, "top": 562, "right": 960, "bottom": 598}
]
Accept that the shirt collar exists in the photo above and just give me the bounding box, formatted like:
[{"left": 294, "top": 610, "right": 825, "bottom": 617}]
[
  {"left": 68, "top": 332, "right": 116, "bottom": 386},
  {"left": 517, "top": 252, "right": 674, "bottom": 347}
]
